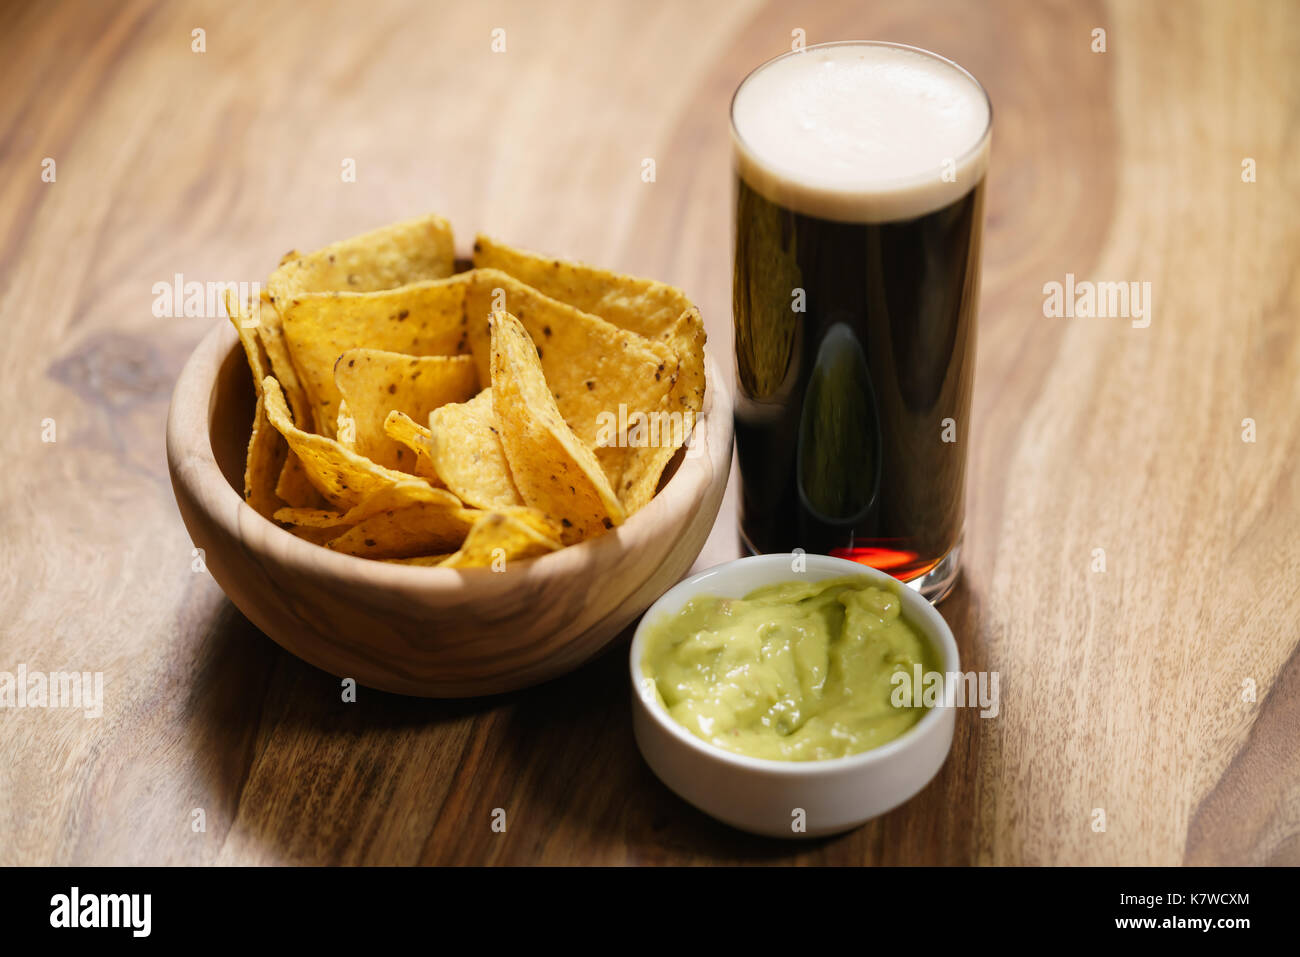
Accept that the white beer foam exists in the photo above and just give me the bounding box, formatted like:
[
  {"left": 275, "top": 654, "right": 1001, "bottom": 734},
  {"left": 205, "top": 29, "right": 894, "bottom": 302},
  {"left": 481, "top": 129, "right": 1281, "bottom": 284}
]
[{"left": 732, "top": 43, "right": 991, "bottom": 223}]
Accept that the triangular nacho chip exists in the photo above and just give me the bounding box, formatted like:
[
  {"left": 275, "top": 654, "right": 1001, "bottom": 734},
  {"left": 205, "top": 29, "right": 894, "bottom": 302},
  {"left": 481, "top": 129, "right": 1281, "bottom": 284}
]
[
  {"left": 276, "top": 452, "right": 329, "bottom": 508},
  {"left": 278, "top": 275, "right": 471, "bottom": 436},
  {"left": 268, "top": 213, "right": 456, "bottom": 301},
  {"left": 464, "top": 269, "right": 677, "bottom": 489},
  {"left": 243, "top": 393, "right": 288, "bottom": 520},
  {"left": 273, "top": 478, "right": 460, "bottom": 528},
  {"left": 472, "top": 234, "right": 692, "bottom": 341},
  {"left": 224, "top": 217, "right": 708, "bottom": 565},
  {"left": 224, "top": 290, "right": 271, "bottom": 393},
  {"left": 470, "top": 238, "right": 707, "bottom": 511},
  {"left": 334, "top": 349, "right": 476, "bottom": 469},
  {"left": 254, "top": 291, "right": 316, "bottom": 433},
  {"left": 489, "top": 312, "right": 625, "bottom": 544},
  {"left": 325, "top": 501, "right": 478, "bottom": 560},
  {"left": 282, "top": 524, "right": 344, "bottom": 546},
  {"left": 437, "top": 508, "right": 563, "bottom": 568},
  {"left": 382, "top": 411, "right": 440, "bottom": 481},
  {"left": 261, "top": 376, "right": 433, "bottom": 510},
  {"left": 614, "top": 305, "right": 706, "bottom": 511},
  {"left": 336, "top": 398, "right": 358, "bottom": 448},
  {"left": 271, "top": 507, "right": 340, "bottom": 528},
  {"left": 426, "top": 389, "right": 521, "bottom": 509}
]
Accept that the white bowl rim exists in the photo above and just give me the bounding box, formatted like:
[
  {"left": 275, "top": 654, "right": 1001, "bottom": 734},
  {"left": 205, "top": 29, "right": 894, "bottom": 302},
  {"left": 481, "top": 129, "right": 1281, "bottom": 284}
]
[
  {"left": 629, "top": 553, "right": 961, "bottom": 776},
  {"left": 168, "top": 322, "right": 730, "bottom": 592}
]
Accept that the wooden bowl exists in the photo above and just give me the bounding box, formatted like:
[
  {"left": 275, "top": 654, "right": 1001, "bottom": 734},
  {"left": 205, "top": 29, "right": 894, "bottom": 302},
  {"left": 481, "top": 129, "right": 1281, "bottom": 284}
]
[{"left": 166, "top": 323, "right": 732, "bottom": 697}]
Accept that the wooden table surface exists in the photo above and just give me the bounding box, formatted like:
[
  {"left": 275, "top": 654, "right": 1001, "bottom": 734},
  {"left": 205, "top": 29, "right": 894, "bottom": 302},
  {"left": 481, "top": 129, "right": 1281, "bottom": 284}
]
[{"left": 2, "top": 0, "right": 1297, "bottom": 866}]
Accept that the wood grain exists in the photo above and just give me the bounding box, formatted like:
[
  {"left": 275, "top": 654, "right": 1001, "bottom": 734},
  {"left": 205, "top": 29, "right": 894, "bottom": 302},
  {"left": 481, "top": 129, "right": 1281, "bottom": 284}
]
[
  {"left": 1, "top": 0, "right": 1297, "bottom": 864},
  {"left": 166, "top": 325, "right": 731, "bottom": 697}
]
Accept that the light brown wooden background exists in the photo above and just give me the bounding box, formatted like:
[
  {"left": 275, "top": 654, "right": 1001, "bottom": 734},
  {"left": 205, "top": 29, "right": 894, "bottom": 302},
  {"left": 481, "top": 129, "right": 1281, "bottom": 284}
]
[{"left": 1, "top": 0, "right": 1297, "bottom": 865}]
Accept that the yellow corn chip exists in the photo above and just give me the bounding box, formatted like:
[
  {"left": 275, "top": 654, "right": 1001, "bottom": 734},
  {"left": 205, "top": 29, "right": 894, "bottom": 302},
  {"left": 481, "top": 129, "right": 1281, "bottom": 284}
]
[
  {"left": 227, "top": 285, "right": 329, "bottom": 510},
  {"left": 438, "top": 508, "right": 563, "bottom": 568},
  {"left": 279, "top": 276, "right": 471, "bottom": 436},
  {"left": 268, "top": 213, "right": 455, "bottom": 300},
  {"left": 276, "top": 452, "right": 329, "bottom": 508},
  {"left": 283, "top": 524, "right": 345, "bottom": 546},
  {"left": 464, "top": 269, "right": 677, "bottom": 487},
  {"left": 489, "top": 312, "right": 625, "bottom": 544},
  {"left": 472, "top": 234, "right": 692, "bottom": 341},
  {"left": 334, "top": 349, "right": 476, "bottom": 469},
  {"left": 254, "top": 291, "right": 316, "bottom": 433},
  {"left": 615, "top": 305, "right": 707, "bottom": 512},
  {"left": 273, "top": 479, "right": 460, "bottom": 528},
  {"left": 224, "top": 290, "right": 270, "bottom": 394},
  {"left": 325, "top": 502, "right": 478, "bottom": 560},
  {"left": 272, "top": 507, "right": 341, "bottom": 527},
  {"left": 226, "top": 218, "right": 707, "bottom": 564},
  {"left": 225, "top": 290, "right": 329, "bottom": 502},
  {"left": 261, "top": 376, "right": 431, "bottom": 511},
  {"left": 336, "top": 398, "right": 358, "bottom": 448},
  {"left": 243, "top": 394, "right": 288, "bottom": 520},
  {"left": 382, "top": 411, "right": 439, "bottom": 481},
  {"left": 426, "top": 389, "right": 521, "bottom": 509},
  {"left": 471, "top": 238, "right": 707, "bottom": 511}
]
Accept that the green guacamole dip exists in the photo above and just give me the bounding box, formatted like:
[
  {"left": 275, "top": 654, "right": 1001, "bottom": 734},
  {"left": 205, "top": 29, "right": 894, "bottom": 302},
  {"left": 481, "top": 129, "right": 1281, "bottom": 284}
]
[{"left": 640, "top": 577, "right": 940, "bottom": 761}]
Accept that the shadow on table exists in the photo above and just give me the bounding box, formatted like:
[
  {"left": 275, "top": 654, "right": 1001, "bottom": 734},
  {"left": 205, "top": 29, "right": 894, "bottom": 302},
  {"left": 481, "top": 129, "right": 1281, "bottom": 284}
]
[
  {"left": 182, "top": 598, "right": 503, "bottom": 862},
  {"left": 184, "top": 574, "right": 990, "bottom": 864},
  {"left": 493, "top": 573, "right": 995, "bottom": 864}
]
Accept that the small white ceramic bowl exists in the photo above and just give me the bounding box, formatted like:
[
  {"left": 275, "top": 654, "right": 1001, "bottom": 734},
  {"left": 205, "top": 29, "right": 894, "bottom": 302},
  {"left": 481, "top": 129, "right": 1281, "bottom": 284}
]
[{"left": 630, "top": 554, "right": 959, "bottom": 838}]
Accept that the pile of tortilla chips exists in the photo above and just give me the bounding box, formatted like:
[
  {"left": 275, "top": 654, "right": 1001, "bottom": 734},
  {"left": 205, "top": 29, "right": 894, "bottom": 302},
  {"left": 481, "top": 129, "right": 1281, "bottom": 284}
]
[{"left": 225, "top": 214, "right": 706, "bottom": 567}]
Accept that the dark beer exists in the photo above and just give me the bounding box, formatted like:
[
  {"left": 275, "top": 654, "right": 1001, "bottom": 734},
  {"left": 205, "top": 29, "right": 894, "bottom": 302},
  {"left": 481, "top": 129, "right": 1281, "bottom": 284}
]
[{"left": 730, "top": 42, "right": 991, "bottom": 600}]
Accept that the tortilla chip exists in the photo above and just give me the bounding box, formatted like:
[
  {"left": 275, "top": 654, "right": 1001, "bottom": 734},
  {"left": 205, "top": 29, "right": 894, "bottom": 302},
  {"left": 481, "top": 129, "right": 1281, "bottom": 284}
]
[
  {"left": 279, "top": 275, "right": 471, "bottom": 436},
  {"left": 464, "top": 269, "right": 676, "bottom": 486},
  {"left": 261, "top": 376, "right": 431, "bottom": 511},
  {"left": 273, "top": 479, "right": 460, "bottom": 529},
  {"left": 243, "top": 394, "right": 288, "bottom": 520},
  {"left": 283, "top": 524, "right": 345, "bottom": 546},
  {"left": 382, "top": 411, "right": 440, "bottom": 481},
  {"left": 224, "top": 290, "right": 270, "bottom": 393},
  {"left": 226, "top": 219, "right": 704, "bottom": 563},
  {"left": 426, "top": 389, "right": 521, "bottom": 509},
  {"left": 254, "top": 292, "right": 315, "bottom": 433},
  {"left": 615, "top": 305, "right": 707, "bottom": 512},
  {"left": 489, "top": 312, "right": 625, "bottom": 544},
  {"left": 334, "top": 349, "right": 476, "bottom": 469},
  {"left": 268, "top": 213, "right": 456, "bottom": 301},
  {"left": 336, "top": 399, "right": 358, "bottom": 448},
  {"left": 276, "top": 452, "right": 329, "bottom": 508},
  {"left": 272, "top": 507, "right": 341, "bottom": 528},
  {"left": 471, "top": 234, "right": 692, "bottom": 341},
  {"left": 437, "top": 508, "right": 563, "bottom": 568},
  {"left": 362, "top": 482, "right": 462, "bottom": 522},
  {"left": 224, "top": 290, "right": 329, "bottom": 505},
  {"left": 325, "top": 501, "right": 478, "bottom": 560},
  {"left": 471, "top": 238, "right": 707, "bottom": 511}
]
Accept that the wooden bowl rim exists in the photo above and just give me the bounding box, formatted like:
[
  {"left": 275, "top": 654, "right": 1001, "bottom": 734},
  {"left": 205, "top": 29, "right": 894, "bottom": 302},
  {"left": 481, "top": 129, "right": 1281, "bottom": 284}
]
[{"left": 167, "top": 321, "right": 732, "bottom": 597}]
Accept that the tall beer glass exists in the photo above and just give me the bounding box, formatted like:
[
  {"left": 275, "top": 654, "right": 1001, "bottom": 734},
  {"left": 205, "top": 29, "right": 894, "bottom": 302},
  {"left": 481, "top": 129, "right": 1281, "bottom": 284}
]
[{"left": 731, "top": 41, "right": 991, "bottom": 602}]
